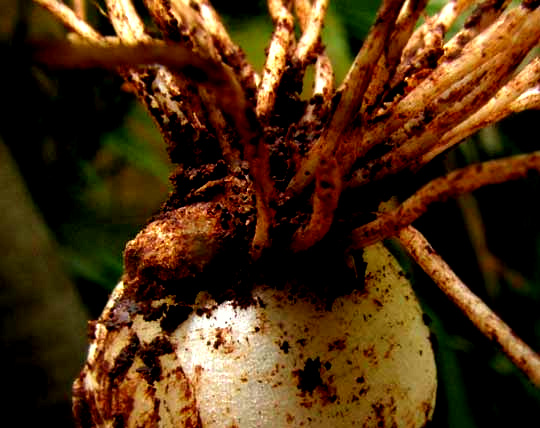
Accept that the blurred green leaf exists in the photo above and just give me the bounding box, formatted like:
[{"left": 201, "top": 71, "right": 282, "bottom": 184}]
[
  {"left": 423, "top": 304, "right": 478, "bottom": 428},
  {"left": 323, "top": 7, "right": 354, "bottom": 84},
  {"left": 60, "top": 247, "right": 122, "bottom": 290},
  {"left": 101, "top": 104, "right": 171, "bottom": 185},
  {"left": 225, "top": 15, "right": 274, "bottom": 73},
  {"left": 332, "top": 0, "right": 381, "bottom": 40}
]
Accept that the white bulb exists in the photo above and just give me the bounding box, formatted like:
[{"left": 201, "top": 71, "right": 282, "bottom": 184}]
[{"left": 74, "top": 243, "right": 436, "bottom": 427}]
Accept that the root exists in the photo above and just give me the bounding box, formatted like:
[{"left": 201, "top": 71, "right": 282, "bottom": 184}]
[
  {"left": 350, "top": 152, "right": 540, "bottom": 248},
  {"left": 399, "top": 225, "right": 540, "bottom": 387}
]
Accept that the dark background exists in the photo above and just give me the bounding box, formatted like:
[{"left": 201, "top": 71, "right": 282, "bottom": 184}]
[{"left": 1, "top": 0, "right": 539, "bottom": 426}]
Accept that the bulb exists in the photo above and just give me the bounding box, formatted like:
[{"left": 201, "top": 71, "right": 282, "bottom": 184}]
[{"left": 73, "top": 241, "right": 436, "bottom": 427}]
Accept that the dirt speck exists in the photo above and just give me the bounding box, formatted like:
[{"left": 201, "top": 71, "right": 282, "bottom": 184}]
[
  {"left": 328, "top": 339, "right": 347, "bottom": 352},
  {"left": 293, "top": 357, "right": 323, "bottom": 393}
]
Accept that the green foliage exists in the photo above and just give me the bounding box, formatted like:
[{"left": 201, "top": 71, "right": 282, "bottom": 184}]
[{"left": 100, "top": 104, "right": 171, "bottom": 185}]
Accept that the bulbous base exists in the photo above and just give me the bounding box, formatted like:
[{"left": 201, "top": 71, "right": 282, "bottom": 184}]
[{"left": 73, "top": 243, "right": 436, "bottom": 427}]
